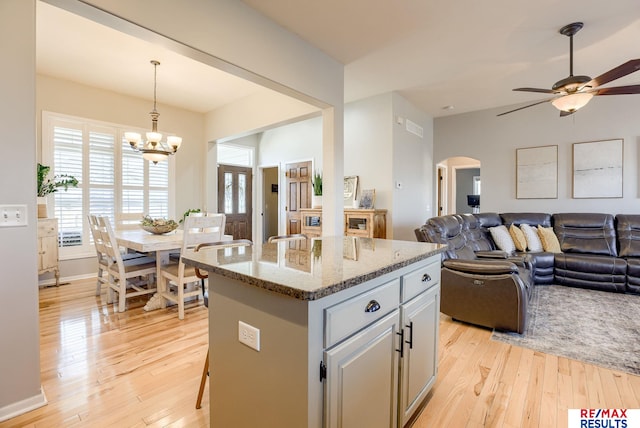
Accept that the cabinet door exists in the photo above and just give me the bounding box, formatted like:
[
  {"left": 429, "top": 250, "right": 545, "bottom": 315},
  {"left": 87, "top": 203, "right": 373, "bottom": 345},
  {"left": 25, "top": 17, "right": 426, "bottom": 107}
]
[
  {"left": 40, "top": 235, "right": 58, "bottom": 270},
  {"left": 399, "top": 284, "right": 440, "bottom": 425},
  {"left": 324, "top": 309, "right": 400, "bottom": 428}
]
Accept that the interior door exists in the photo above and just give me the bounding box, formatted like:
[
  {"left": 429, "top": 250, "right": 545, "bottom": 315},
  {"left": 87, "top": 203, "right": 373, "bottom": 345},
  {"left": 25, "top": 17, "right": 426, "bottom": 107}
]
[
  {"left": 285, "top": 161, "right": 312, "bottom": 235},
  {"left": 218, "top": 164, "right": 252, "bottom": 240}
]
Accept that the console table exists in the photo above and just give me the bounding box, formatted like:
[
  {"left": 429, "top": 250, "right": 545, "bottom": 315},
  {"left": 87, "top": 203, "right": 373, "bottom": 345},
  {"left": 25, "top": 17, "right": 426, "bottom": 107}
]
[
  {"left": 37, "top": 218, "right": 59, "bottom": 286},
  {"left": 301, "top": 208, "right": 387, "bottom": 238}
]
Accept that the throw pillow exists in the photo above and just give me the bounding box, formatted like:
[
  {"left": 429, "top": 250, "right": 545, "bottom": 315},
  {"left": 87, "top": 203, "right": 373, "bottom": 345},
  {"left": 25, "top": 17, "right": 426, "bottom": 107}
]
[
  {"left": 509, "top": 224, "right": 527, "bottom": 252},
  {"left": 520, "top": 224, "right": 543, "bottom": 252},
  {"left": 489, "top": 225, "right": 516, "bottom": 254},
  {"left": 537, "top": 226, "right": 562, "bottom": 253}
]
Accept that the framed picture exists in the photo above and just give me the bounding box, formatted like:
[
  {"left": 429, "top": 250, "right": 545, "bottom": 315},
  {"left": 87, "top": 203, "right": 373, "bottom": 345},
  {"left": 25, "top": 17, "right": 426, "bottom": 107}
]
[
  {"left": 516, "top": 145, "right": 558, "bottom": 199},
  {"left": 573, "top": 139, "right": 623, "bottom": 198},
  {"left": 359, "top": 189, "right": 376, "bottom": 209},
  {"left": 343, "top": 176, "right": 359, "bottom": 207}
]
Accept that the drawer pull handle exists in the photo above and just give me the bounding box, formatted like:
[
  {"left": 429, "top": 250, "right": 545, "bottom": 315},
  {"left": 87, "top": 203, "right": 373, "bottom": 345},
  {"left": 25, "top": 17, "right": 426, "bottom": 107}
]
[
  {"left": 364, "top": 300, "right": 381, "bottom": 313},
  {"left": 422, "top": 273, "right": 431, "bottom": 282}
]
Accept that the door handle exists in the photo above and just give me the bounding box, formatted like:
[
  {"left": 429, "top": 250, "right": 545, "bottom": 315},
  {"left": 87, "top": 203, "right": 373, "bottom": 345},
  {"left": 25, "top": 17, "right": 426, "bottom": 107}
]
[{"left": 405, "top": 321, "right": 413, "bottom": 349}]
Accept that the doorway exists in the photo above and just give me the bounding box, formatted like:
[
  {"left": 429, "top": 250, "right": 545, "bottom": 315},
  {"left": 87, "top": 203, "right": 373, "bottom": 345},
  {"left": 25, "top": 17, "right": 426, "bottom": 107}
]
[
  {"left": 284, "top": 161, "right": 312, "bottom": 235},
  {"left": 262, "top": 166, "right": 279, "bottom": 243},
  {"left": 437, "top": 157, "right": 481, "bottom": 215},
  {"left": 218, "top": 164, "right": 252, "bottom": 240}
]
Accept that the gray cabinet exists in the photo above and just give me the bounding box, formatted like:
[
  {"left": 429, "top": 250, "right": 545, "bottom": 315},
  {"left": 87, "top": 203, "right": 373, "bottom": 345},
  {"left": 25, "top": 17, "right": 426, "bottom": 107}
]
[
  {"left": 323, "top": 258, "right": 440, "bottom": 428},
  {"left": 399, "top": 284, "right": 440, "bottom": 425},
  {"left": 324, "top": 309, "right": 400, "bottom": 428}
]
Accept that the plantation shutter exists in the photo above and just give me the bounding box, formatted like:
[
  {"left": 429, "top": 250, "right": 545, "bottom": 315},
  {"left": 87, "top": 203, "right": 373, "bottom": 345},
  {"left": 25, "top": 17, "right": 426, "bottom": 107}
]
[{"left": 44, "top": 111, "right": 174, "bottom": 259}]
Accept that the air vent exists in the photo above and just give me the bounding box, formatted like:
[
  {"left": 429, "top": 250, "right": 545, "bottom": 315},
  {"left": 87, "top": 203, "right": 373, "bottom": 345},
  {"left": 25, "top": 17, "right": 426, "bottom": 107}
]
[{"left": 405, "top": 119, "right": 423, "bottom": 138}]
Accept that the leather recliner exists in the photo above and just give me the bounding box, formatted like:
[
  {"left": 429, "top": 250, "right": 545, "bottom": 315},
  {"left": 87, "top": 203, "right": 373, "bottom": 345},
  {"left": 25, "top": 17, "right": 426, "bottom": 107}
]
[{"left": 416, "top": 214, "right": 532, "bottom": 333}]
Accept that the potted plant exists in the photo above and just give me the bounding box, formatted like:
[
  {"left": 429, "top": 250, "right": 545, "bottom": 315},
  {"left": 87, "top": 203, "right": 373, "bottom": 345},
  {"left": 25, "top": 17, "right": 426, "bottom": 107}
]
[
  {"left": 312, "top": 170, "right": 322, "bottom": 208},
  {"left": 179, "top": 208, "right": 202, "bottom": 225},
  {"left": 37, "top": 163, "right": 78, "bottom": 218}
]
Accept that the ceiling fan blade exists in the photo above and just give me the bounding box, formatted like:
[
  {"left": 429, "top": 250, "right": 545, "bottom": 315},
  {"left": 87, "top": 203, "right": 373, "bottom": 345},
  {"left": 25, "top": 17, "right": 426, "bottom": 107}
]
[
  {"left": 583, "top": 59, "right": 640, "bottom": 89},
  {"left": 594, "top": 85, "right": 640, "bottom": 95},
  {"left": 513, "top": 87, "right": 559, "bottom": 94},
  {"left": 497, "top": 99, "right": 552, "bottom": 116}
]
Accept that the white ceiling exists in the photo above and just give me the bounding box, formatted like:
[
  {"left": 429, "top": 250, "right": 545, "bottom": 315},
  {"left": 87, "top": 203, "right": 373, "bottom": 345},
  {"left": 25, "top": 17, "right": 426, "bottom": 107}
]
[
  {"left": 36, "top": 1, "right": 272, "bottom": 114},
  {"left": 37, "top": 0, "right": 640, "bottom": 118}
]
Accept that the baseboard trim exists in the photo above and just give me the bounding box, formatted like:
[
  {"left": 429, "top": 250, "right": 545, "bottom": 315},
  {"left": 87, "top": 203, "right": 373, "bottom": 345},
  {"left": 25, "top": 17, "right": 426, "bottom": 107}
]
[
  {"left": 0, "top": 387, "right": 47, "bottom": 422},
  {"left": 38, "top": 273, "right": 94, "bottom": 288}
]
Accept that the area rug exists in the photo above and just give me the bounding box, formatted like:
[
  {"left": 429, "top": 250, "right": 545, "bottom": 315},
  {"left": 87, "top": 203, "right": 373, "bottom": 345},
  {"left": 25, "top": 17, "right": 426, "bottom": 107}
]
[{"left": 491, "top": 285, "right": 640, "bottom": 376}]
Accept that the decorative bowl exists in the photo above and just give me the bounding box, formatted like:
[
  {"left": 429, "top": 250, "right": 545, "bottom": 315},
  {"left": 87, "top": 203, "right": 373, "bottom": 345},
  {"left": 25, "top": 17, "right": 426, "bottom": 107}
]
[
  {"left": 141, "top": 224, "right": 178, "bottom": 235},
  {"left": 140, "top": 216, "right": 178, "bottom": 234}
]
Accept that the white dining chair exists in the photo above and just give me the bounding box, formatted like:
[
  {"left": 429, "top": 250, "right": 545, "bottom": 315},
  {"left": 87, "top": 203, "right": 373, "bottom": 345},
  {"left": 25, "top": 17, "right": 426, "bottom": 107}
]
[
  {"left": 194, "top": 238, "right": 252, "bottom": 409},
  {"left": 158, "top": 214, "right": 226, "bottom": 320},
  {"left": 87, "top": 214, "right": 148, "bottom": 296},
  {"left": 114, "top": 212, "right": 144, "bottom": 230},
  {"left": 95, "top": 216, "right": 157, "bottom": 312}
]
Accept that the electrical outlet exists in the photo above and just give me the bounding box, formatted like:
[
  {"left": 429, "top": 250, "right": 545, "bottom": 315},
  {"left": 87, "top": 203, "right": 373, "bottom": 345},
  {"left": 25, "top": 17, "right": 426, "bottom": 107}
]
[
  {"left": 238, "top": 321, "right": 260, "bottom": 351},
  {"left": 0, "top": 205, "right": 28, "bottom": 227}
]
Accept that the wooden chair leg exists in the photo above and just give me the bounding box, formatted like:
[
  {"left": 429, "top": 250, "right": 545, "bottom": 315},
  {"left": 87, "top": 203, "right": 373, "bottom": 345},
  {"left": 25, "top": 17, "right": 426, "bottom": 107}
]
[{"left": 196, "top": 349, "right": 209, "bottom": 409}]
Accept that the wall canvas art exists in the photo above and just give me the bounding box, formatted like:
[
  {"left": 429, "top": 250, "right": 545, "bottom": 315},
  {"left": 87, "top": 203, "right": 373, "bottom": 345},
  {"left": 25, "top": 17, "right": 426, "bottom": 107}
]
[
  {"left": 516, "top": 145, "right": 558, "bottom": 199},
  {"left": 573, "top": 139, "right": 623, "bottom": 198}
]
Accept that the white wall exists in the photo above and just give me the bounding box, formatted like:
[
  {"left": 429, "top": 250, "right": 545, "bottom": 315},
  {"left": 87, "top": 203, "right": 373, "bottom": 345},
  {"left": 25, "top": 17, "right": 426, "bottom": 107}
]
[
  {"left": 390, "top": 92, "right": 433, "bottom": 240},
  {"left": 345, "top": 94, "right": 394, "bottom": 221},
  {"left": 0, "top": 0, "right": 46, "bottom": 420},
  {"left": 434, "top": 95, "right": 640, "bottom": 215}
]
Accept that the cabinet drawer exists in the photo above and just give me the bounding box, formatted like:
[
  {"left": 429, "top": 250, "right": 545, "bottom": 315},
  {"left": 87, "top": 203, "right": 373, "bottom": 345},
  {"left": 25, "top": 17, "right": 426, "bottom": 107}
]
[
  {"left": 401, "top": 260, "right": 440, "bottom": 303},
  {"left": 324, "top": 279, "right": 400, "bottom": 348}
]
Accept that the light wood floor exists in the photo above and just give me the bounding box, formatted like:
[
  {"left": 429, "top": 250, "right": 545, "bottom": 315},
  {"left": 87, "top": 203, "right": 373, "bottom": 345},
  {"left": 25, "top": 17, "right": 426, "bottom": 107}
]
[{"left": 3, "top": 278, "right": 639, "bottom": 428}]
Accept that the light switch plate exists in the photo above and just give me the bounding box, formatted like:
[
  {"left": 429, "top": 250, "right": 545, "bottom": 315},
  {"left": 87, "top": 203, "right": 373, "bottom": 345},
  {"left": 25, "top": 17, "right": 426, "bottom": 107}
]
[{"left": 0, "top": 205, "right": 28, "bottom": 227}]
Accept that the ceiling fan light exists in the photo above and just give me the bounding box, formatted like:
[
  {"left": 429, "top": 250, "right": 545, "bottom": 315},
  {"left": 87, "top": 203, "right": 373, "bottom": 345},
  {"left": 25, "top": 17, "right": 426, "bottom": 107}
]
[{"left": 551, "top": 92, "right": 594, "bottom": 113}]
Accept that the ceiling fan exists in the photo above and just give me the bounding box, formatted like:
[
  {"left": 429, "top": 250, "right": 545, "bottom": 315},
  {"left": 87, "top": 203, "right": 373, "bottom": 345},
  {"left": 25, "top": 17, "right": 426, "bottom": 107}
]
[{"left": 498, "top": 22, "right": 640, "bottom": 117}]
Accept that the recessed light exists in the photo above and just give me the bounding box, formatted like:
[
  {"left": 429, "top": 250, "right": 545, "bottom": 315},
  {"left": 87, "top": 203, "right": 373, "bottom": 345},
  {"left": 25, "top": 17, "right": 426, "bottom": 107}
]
[{"left": 442, "top": 105, "right": 455, "bottom": 110}]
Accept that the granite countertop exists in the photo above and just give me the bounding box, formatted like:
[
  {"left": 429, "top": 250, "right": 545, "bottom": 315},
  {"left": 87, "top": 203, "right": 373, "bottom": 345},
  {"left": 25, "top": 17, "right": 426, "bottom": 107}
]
[{"left": 181, "top": 236, "right": 444, "bottom": 300}]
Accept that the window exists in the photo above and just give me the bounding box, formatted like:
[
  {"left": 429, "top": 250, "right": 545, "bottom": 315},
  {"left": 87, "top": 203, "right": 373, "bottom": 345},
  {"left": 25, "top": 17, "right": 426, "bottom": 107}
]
[{"left": 42, "top": 112, "right": 174, "bottom": 259}]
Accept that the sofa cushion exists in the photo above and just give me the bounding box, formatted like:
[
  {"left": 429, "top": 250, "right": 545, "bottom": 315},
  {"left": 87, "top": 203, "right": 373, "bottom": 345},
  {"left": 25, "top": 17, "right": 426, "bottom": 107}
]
[
  {"left": 489, "top": 225, "right": 515, "bottom": 254},
  {"left": 616, "top": 214, "right": 640, "bottom": 257},
  {"left": 520, "top": 224, "right": 543, "bottom": 252},
  {"left": 553, "top": 213, "right": 617, "bottom": 257},
  {"left": 509, "top": 224, "right": 527, "bottom": 252},
  {"left": 625, "top": 258, "right": 640, "bottom": 293},
  {"left": 460, "top": 213, "right": 493, "bottom": 251},
  {"left": 500, "top": 212, "right": 552, "bottom": 228},
  {"left": 423, "top": 215, "right": 476, "bottom": 260},
  {"left": 554, "top": 253, "right": 627, "bottom": 292},
  {"left": 537, "top": 226, "right": 561, "bottom": 253}
]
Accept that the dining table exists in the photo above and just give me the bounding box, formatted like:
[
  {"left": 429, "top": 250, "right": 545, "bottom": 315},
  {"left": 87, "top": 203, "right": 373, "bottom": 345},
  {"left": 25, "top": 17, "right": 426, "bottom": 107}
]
[{"left": 114, "top": 228, "right": 232, "bottom": 311}]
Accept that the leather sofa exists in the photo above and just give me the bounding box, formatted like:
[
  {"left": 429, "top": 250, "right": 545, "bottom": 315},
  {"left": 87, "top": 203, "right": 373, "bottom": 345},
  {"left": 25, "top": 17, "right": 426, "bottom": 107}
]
[{"left": 415, "top": 212, "right": 640, "bottom": 333}]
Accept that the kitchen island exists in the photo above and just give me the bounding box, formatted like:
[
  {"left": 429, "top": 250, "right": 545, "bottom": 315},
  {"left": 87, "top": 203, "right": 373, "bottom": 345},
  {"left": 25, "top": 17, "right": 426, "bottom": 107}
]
[{"left": 182, "top": 236, "right": 444, "bottom": 428}]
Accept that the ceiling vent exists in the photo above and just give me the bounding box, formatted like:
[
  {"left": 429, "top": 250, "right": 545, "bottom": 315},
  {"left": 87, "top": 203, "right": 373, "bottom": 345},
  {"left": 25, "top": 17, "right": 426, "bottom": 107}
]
[{"left": 405, "top": 119, "right": 423, "bottom": 138}]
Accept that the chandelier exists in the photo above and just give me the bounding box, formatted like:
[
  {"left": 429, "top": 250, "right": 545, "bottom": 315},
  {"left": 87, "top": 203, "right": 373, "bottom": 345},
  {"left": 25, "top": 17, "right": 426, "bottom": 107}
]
[{"left": 125, "top": 60, "right": 182, "bottom": 164}]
